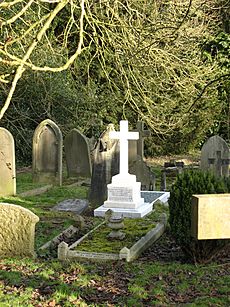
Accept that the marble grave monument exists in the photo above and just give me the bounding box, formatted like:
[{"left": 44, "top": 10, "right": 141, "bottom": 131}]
[{"left": 94, "top": 120, "right": 166, "bottom": 218}]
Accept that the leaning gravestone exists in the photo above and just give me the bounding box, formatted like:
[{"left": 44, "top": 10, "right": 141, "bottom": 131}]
[
  {"left": 89, "top": 124, "right": 119, "bottom": 206},
  {"left": 32, "top": 119, "right": 63, "bottom": 185},
  {"left": 200, "top": 135, "right": 230, "bottom": 177},
  {"left": 0, "top": 128, "right": 16, "bottom": 196},
  {"left": 0, "top": 203, "right": 39, "bottom": 258},
  {"left": 64, "top": 129, "right": 92, "bottom": 178}
]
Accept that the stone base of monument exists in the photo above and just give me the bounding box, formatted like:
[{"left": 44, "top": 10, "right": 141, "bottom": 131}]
[{"left": 94, "top": 190, "right": 170, "bottom": 218}]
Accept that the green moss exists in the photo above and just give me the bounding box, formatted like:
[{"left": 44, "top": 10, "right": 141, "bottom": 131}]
[{"left": 74, "top": 209, "right": 167, "bottom": 253}]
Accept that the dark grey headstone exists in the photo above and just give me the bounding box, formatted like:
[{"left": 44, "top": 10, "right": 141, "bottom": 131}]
[
  {"left": 136, "top": 121, "right": 151, "bottom": 159},
  {"left": 0, "top": 128, "right": 16, "bottom": 196},
  {"left": 129, "top": 157, "right": 155, "bottom": 190},
  {"left": 64, "top": 129, "right": 92, "bottom": 178},
  {"left": 89, "top": 124, "right": 119, "bottom": 206},
  {"left": 129, "top": 121, "right": 150, "bottom": 162},
  {"left": 32, "top": 119, "right": 63, "bottom": 185},
  {"left": 200, "top": 135, "right": 230, "bottom": 177}
]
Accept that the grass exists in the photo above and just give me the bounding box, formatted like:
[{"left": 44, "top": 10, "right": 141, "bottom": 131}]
[
  {"left": 16, "top": 172, "right": 46, "bottom": 194},
  {"left": 0, "top": 168, "right": 229, "bottom": 306},
  {"left": 0, "top": 172, "right": 89, "bottom": 249}
]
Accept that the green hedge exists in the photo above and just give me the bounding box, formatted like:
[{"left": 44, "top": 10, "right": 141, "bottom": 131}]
[{"left": 169, "top": 170, "right": 230, "bottom": 263}]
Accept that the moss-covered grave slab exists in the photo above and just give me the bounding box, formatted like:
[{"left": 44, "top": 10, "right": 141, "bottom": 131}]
[{"left": 58, "top": 209, "right": 167, "bottom": 262}]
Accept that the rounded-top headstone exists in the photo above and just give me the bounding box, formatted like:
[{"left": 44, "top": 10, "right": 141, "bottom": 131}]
[
  {"left": 0, "top": 128, "right": 16, "bottom": 196},
  {"left": 32, "top": 119, "right": 63, "bottom": 185},
  {"left": 200, "top": 135, "right": 230, "bottom": 177}
]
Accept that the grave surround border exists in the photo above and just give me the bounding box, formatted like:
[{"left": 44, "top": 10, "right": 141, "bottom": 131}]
[{"left": 57, "top": 213, "right": 167, "bottom": 262}]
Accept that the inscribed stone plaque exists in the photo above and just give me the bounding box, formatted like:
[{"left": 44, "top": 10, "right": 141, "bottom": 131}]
[
  {"left": 32, "top": 119, "right": 63, "bottom": 185},
  {"left": 89, "top": 124, "right": 119, "bottom": 206},
  {"left": 0, "top": 128, "right": 16, "bottom": 196},
  {"left": 191, "top": 194, "right": 230, "bottom": 239},
  {"left": 0, "top": 203, "right": 39, "bottom": 258},
  {"left": 64, "top": 129, "right": 92, "bottom": 178},
  {"left": 108, "top": 187, "right": 133, "bottom": 202},
  {"left": 200, "top": 135, "right": 230, "bottom": 177}
]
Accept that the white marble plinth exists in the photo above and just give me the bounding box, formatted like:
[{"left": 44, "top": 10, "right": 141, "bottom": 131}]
[
  {"left": 94, "top": 190, "right": 170, "bottom": 219},
  {"left": 94, "top": 202, "right": 153, "bottom": 218},
  {"left": 104, "top": 174, "right": 144, "bottom": 209}
]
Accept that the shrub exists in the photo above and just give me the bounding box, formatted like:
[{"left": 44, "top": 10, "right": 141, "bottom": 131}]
[{"left": 169, "top": 170, "right": 230, "bottom": 263}]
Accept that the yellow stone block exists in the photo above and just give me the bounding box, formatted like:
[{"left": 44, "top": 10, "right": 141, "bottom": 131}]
[{"left": 191, "top": 194, "right": 230, "bottom": 240}]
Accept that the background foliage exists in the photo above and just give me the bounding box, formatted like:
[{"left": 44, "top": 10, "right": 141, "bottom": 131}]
[{"left": 0, "top": 0, "right": 229, "bottom": 164}]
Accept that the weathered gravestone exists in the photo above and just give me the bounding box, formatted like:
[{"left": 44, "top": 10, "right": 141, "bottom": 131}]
[
  {"left": 32, "top": 119, "right": 63, "bottom": 185},
  {"left": 0, "top": 128, "right": 16, "bottom": 196},
  {"left": 128, "top": 121, "right": 154, "bottom": 190},
  {"left": 0, "top": 203, "right": 39, "bottom": 258},
  {"left": 191, "top": 194, "right": 230, "bottom": 239},
  {"left": 136, "top": 121, "right": 151, "bottom": 159},
  {"left": 200, "top": 135, "right": 230, "bottom": 177},
  {"left": 64, "top": 129, "right": 92, "bottom": 178},
  {"left": 89, "top": 124, "right": 119, "bottom": 206},
  {"left": 129, "top": 121, "right": 151, "bottom": 162},
  {"left": 129, "top": 157, "right": 155, "bottom": 190}
]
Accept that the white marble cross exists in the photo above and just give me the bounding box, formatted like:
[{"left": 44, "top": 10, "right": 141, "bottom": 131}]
[{"left": 110, "top": 120, "right": 139, "bottom": 176}]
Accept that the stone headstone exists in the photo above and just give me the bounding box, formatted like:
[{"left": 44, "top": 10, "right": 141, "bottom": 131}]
[
  {"left": 89, "top": 124, "right": 119, "bottom": 206},
  {"left": 200, "top": 135, "right": 230, "bottom": 177},
  {"left": 129, "top": 157, "right": 155, "bottom": 191},
  {"left": 191, "top": 194, "right": 230, "bottom": 239},
  {"left": 129, "top": 121, "right": 151, "bottom": 162},
  {"left": 32, "top": 119, "right": 63, "bottom": 185},
  {"left": 128, "top": 139, "right": 138, "bottom": 163},
  {"left": 64, "top": 129, "right": 92, "bottom": 178},
  {"left": 0, "top": 203, "right": 39, "bottom": 258},
  {"left": 136, "top": 121, "right": 151, "bottom": 159},
  {"left": 0, "top": 128, "right": 16, "bottom": 196}
]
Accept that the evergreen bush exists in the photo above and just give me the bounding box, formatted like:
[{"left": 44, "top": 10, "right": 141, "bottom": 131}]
[{"left": 169, "top": 170, "right": 230, "bottom": 263}]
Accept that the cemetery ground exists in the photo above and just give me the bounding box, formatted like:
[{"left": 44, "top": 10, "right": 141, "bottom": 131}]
[{"left": 0, "top": 157, "right": 229, "bottom": 306}]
